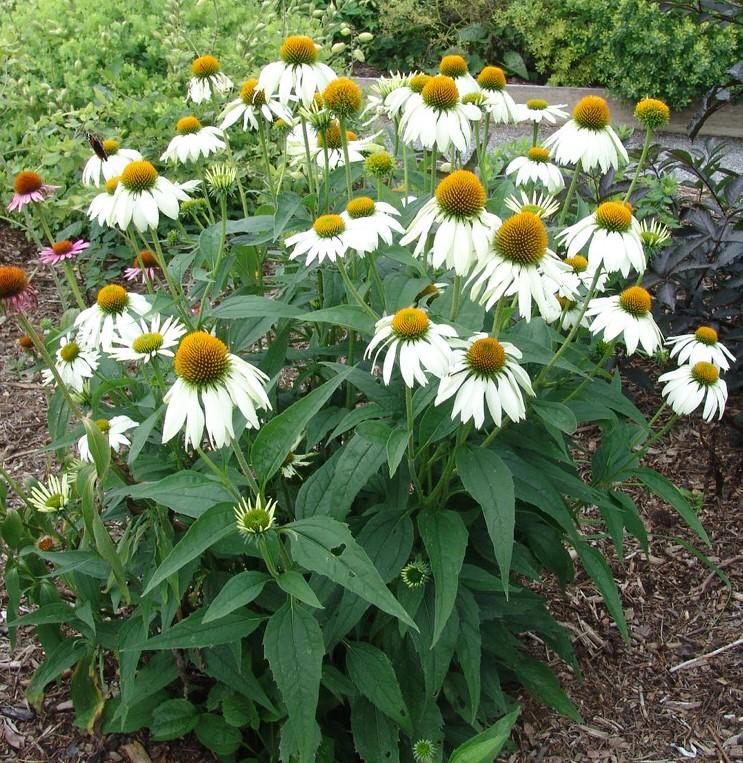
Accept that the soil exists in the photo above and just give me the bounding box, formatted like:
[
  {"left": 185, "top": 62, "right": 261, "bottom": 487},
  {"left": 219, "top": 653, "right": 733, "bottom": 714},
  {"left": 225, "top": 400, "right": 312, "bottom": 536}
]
[{"left": 1, "top": 219, "right": 742, "bottom": 762}]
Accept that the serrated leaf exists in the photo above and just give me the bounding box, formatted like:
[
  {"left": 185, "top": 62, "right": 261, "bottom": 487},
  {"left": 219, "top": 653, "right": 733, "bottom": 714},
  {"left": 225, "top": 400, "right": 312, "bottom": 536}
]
[
  {"left": 195, "top": 712, "right": 243, "bottom": 755},
  {"left": 346, "top": 642, "right": 411, "bottom": 734},
  {"left": 150, "top": 699, "right": 199, "bottom": 741},
  {"left": 449, "top": 707, "right": 520, "bottom": 762},
  {"left": 276, "top": 570, "right": 324, "bottom": 608},
  {"left": 303, "top": 305, "right": 375, "bottom": 335},
  {"left": 284, "top": 517, "right": 416, "bottom": 629},
  {"left": 134, "top": 609, "right": 263, "bottom": 650},
  {"left": 418, "top": 510, "right": 467, "bottom": 645},
  {"left": 264, "top": 603, "right": 324, "bottom": 763},
  {"left": 203, "top": 570, "right": 269, "bottom": 622},
  {"left": 351, "top": 696, "right": 400, "bottom": 763},
  {"left": 210, "top": 294, "right": 302, "bottom": 320}
]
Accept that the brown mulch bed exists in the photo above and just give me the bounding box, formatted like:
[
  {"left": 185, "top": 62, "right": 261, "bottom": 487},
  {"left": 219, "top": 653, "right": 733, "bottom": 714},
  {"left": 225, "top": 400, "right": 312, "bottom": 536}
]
[{"left": 2, "top": 219, "right": 742, "bottom": 761}]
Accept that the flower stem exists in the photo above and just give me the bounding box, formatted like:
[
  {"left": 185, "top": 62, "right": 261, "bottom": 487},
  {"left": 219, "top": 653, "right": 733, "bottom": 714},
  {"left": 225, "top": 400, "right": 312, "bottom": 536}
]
[
  {"left": 339, "top": 117, "right": 354, "bottom": 202},
  {"left": 196, "top": 196, "right": 228, "bottom": 327},
  {"left": 430, "top": 146, "right": 438, "bottom": 194},
  {"left": 322, "top": 142, "right": 331, "bottom": 213},
  {"left": 449, "top": 275, "right": 462, "bottom": 322},
  {"left": 404, "top": 385, "right": 425, "bottom": 496},
  {"left": 196, "top": 446, "right": 241, "bottom": 501},
  {"left": 257, "top": 119, "right": 276, "bottom": 202},
  {"left": 490, "top": 298, "right": 506, "bottom": 337},
  {"left": 0, "top": 461, "right": 34, "bottom": 511},
  {"left": 233, "top": 440, "right": 261, "bottom": 496},
  {"left": 532, "top": 121, "right": 539, "bottom": 148},
  {"left": 557, "top": 158, "right": 582, "bottom": 227},
  {"left": 300, "top": 116, "right": 317, "bottom": 205},
  {"left": 62, "top": 261, "right": 86, "bottom": 310},
  {"left": 336, "top": 259, "right": 378, "bottom": 320},
  {"left": 624, "top": 127, "right": 653, "bottom": 203},
  {"left": 402, "top": 140, "right": 409, "bottom": 194}
]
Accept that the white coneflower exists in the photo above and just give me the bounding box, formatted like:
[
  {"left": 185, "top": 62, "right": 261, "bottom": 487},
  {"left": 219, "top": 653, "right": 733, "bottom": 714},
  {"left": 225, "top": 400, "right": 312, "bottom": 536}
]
[
  {"left": 556, "top": 296, "right": 589, "bottom": 331},
  {"left": 287, "top": 121, "right": 382, "bottom": 170},
  {"left": 439, "top": 55, "right": 479, "bottom": 97},
  {"left": 285, "top": 213, "right": 369, "bottom": 266},
  {"left": 476, "top": 66, "right": 518, "bottom": 123},
  {"left": 29, "top": 474, "right": 70, "bottom": 513},
  {"left": 400, "top": 170, "right": 499, "bottom": 276},
  {"left": 74, "top": 284, "right": 150, "bottom": 350},
  {"left": 586, "top": 286, "right": 663, "bottom": 355},
  {"left": 162, "top": 331, "right": 271, "bottom": 449},
  {"left": 558, "top": 201, "right": 644, "bottom": 278},
  {"left": 109, "top": 160, "right": 193, "bottom": 232},
  {"left": 41, "top": 334, "right": 99, "bottom": 393},
  {"left": 280, "top": 441, "right": 314, "bottom": 480},
  {"left": 78, "top": 416, "right": 138, "bottom": 462},
  {"left": 666, "top": 326, "right": 735, "bottom": 371},
  {"left": 219, "top": 78, "right": 292, "bottom": 131},
  {"left": 383, "top": 72, "right": 430, "bottom": 119},
  {"left": 505, "top": 146, "right": 565, "bottom": 194},
  {"left": 234, "top": 495, "right": 277, "bottom": 538},
  {"left": 161, "top": 116, "right": 225, "bottom": 164},
  {"left": 188, "top": 55, "right": 233, "bottom": 103},
  {"left": 435, "top": 334, "right": 534, "bottom": 429},
  {"left": 258, "top": 35, "right": 336, "bottom": 106},
  {"left": 365, "top": 307, "right": 456, "bottom": 388},
  {"left": 400, "top": 75, "right": 480, "bottom": 154},
  {"left": 365, "top": 71, "right": 412, "bottom": 120},
  {"left": 544, "top": 95, "right": 628, "bottom": 172},
  {"left": 659, "top": 361, "right": 728, "bottom": 422},
  {"left": 340, "top": 196, "right": 404, "bottom": 253},
  {"left": 82, "top": 139, "right": 142, "bottom": 187},
  {"left": 108, "top": 315, "right": 186, "bottom": 364},
  {"left": 504, "top": 189, "right": 560, "bottom": 219},
  {"left": 468, "top": 211, "right": 572, "bottom": 322},
  {"left": 516, "top": 98, "right": 568, "bottom": 124},
  {"left": 87, "top": 176, "right": 121, "bottom": 227},
  {"left": 557, "top": 254, "right": 607, "bottom": 294}
]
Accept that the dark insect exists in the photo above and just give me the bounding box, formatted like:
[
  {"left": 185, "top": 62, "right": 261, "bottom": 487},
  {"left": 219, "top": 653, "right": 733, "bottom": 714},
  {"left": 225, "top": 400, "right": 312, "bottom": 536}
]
[{"left": 83, "top": 131, "right": 108, "bottom": 161}]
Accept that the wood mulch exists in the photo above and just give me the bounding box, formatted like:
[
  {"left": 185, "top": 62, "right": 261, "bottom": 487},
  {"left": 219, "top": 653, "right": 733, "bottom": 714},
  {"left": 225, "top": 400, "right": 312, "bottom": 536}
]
[{"left": 1, "top": 220, "right": 742, "bottom": 761}]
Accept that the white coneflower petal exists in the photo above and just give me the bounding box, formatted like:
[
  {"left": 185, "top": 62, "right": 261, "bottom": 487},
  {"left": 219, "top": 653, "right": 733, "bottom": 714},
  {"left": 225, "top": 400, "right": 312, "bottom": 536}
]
[
  {"left": 505, "top": 147, "right": 565, "bottom": 194},
  {"left": 108, "top": 315, "right": 187, "bottom": 364},
  {"left": 659, "top": 361, "right": 727, "bottom": 422},
  {"left": 29, "top": 474, "right": 70, "bottom": 513},
  {"left": 188, "top": 55, "right": 233, "bottom": 103},
  {"left": 340, "top": 196, "right": 404, "bottom": 254},
  {"left": 82, "top": 140, "right": 142, "bottom": 187},
  {"left": 41, "top": 334, "right": 99, "bottom": 393},
  {"left": 161, "top": 117, "right": 226, "bottom": 164},
  {"left": 78, "top": 416, "right": 138, "bottom": 462},
  {"left": 666, "top": 326, "right": 735, "bottom": 371}
]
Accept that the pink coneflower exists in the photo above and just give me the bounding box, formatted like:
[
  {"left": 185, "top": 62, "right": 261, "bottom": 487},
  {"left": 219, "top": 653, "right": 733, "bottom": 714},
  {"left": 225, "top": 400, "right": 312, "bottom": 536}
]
[
  {"left": 124, "top": 250, "right": 160, "bottom": 282},
  {"left": 7, "top": 171, "right": 60, "bottom": 213},
  {"left": 39, "top": 238, "right": 90, "bottom": 266},
  {"left": 0, "top": 266, "right": 37, "bottom": 313}
]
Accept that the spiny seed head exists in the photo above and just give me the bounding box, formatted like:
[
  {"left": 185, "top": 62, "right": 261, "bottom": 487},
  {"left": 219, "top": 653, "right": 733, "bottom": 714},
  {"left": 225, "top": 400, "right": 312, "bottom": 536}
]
[
  {"left": 435, "top": 170, "right": 485, "bottom": 218},
  {"left": 478, "top": 66, "right": 506, "bottom": 91},
  {"left": 273, "top": 117, "right": 290, "bottom": 131},
  {"left": 527, "top": 98, "right": 548, "bottom": 110},
  {"left": 105, "top": 176, "right": 120, "bottom": 194},
  {"left": 102, "top": 139, "right": 119, "bottom": 155},
  {"left": 467, "top": 337, "right": 506, "bottom": 376},
  {"left": 692, "top": 361, "right": 719, "bottom": 385},
  {"left": 36, "top": 535, "right": 55, "bottom": 551},
  {"left": 365, "top": 150, "right": 395, "bottom": 177},
  {"left": 595, "top": 201, "right": 632, "bottom": 232},
  {"left": 565, "top": 255, "right": 588, "bottom": 273},
  {"left": 619, "top": 286, "right": 652, "bottom": 316},
  {"left": 205, "top": 162, "right": 238, "bottom": 195},
  {"left": 121, "top": 160, "right": 158, "bottom": 193},
  {"left": 635, "top": 98, "right": 670, "bottom": 130},
  {"left": 135, "top": 250, "right": 159, "bottom": 269},
  {"left": 176, "top": 115, "right": 202, "bottom": 135},
  {"left": 440, "top": 54, "right": 468, "bottom": 78},
  {"left": 573, "top": 95, "right": 610, "bottom": 130},
  {"left": 192, "top": 54, "right": 221, "bottom": 77},
  {"left": 412, "top": 739, "right": 437, "bottom": 763},
  {"left": 323, "top": 77, "right": 362, "bottom": 118},
  {"left": 240, "top": 78, "right": 266, "bottom": 106},
  {"left": 346, "top": 196, "right": 375, "bottom": 218},
  {"left": 280, "top": 35, "right": 317, "bottom": 65},
  {"left": 558, "top": 296, "right": 577, "bottom": 310},
  {"left": 132, "top": 332, "right": 163, "bottom": 354},
  {"left": 391, "top": 307, "right": 429, "bottom": 340},
  {"left": 59, "top": 341, "right": 80, "bottom": 362},
  {"left": 96, "top": 284, "right": 128, "bottom": 314},
  {"left": 14, "top": 171, "right": 44, "bottom": 195},
  {"left": 174, "top": 331, "right": 230, "bottom": 386},
  {"left": 422, "top": 75, "right": 459, "bottom": 110},
  {"left": 95, "top": 418, "right": 110, "bottom": 433},
  {"left": 462, "top": 91, "right": 486, "bottom": 106},
  {"left": 18, "top": 334, "right": 34, "bottom": 350},
  {"left": 401, "top": 560, "right": 430, "bottom": 588},
  {"left": 51, "top": 240, "right": 73, "bottom": 255},
  {"left": 695, "top": 326, "right": 718, "bottom": 345},
  {"left": 0, "top": 266, "right": 29, "bottom": 298},
  {"left": 496, "top": 211, "right": 548, "bottom": 265},
  {"left": 317, "top": 121, "right": 357, "bottom": 150},
  {"left": 527, "top": 146, "right": 550, "bottom": 163},
  {"left": 410, "top": 74, "right": 431, "bottom": 94},
  {"left": 313, "top": 213, "right": 345, "bottom": 238},
  {"left": 235, "top": 495, "right": 277, "bottom": 537}
]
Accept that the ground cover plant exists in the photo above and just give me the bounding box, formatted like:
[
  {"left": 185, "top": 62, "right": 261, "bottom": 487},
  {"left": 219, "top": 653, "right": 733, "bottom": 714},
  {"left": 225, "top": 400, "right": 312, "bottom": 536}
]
[{"left": 0, "top": 35, "right": 737, "bottom": 763}]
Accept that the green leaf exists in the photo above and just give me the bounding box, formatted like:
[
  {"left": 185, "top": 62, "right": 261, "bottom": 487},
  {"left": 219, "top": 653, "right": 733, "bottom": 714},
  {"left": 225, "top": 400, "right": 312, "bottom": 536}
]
[
  {"left": 276, "top": 570, "right": 324, "bottom": 609},
  {"left": 203, "top": 570, "right": 270, "bottom": 622},
  {"left": 636, "top": 468, "right": 710, "bottom": 546},
  {"left": 574, "top": 542, "right": 628, "bottom": 642},
  {"left": 252, "top": 369, "right": 351, "bottom": 485},
  {"left": 144, "top": 503, "right": 236, "bottom": 594},
  {"left": 135, "top": 609, "right": 263, "bottom": 650},
  {"left": 303, "top": 305, "right": 375, "bottom": 335},
  {"left": 195, "top": 713, "right": 243, "bottom": 755},
  {"left": 285, "top": 517, "right": 416, "bottom": 629},
  {"left": 351, "top": 696, "right": 401, "bottom": 763},
  {"left": 150, "top": 698, "right": 199, "bottom": 741},
  {"left": 110, "top": 471, "right": 234, "bottom": 517},
  {"left": 418, "top": 509, "right": 467, "bottom": 646},
  {"left": 82, "top": 417, "right": 111, "bottom": 478},
  {"left": 385, "top": 426, "right": 408, "bottom": 478},
  {"left": 513, "top": 655, "right": 581, "bottom": 720},
  {"left": 264, "top": 603, "right": 324, "bottom": 763},
  {"left": 70, "top": 653, "right": 105, "bottom": 733},
  {"left": 346, "top": 642, "right": 411, "bottom": 734},
  {"left": 222, "top": 693, "right": 257, "bottom": 728},
  {"left": 26, "top": 639, "right": 87, "bottom": 710},
  {"left": 127, "top": 406, "right": 163, "bottom": 465},
  {"left": 531, "top": 399, "right": 577, "bottom": 434},
  {"left": 456, "top": 588, "right": 482, "bottom": 723},
  {"left": 457, "top": 447, "right": 515, "bottom": 590},
  {"left": 449, "top": 707, "right": 521, "bottom": 763},
  {"left": 210, "top": 294, "right": 302, "bottom": 320}
]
